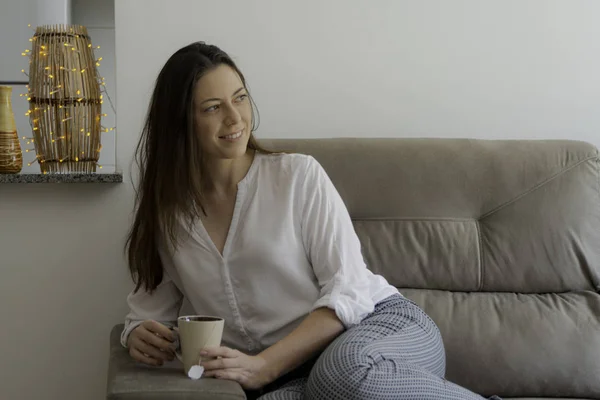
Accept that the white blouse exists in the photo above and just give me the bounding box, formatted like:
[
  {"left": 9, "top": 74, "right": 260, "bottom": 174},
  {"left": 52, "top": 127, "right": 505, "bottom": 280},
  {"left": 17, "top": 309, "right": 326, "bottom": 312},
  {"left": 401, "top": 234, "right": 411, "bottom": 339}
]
[{"left": 121, "top": 152, "right": 399, "bottom": 354}]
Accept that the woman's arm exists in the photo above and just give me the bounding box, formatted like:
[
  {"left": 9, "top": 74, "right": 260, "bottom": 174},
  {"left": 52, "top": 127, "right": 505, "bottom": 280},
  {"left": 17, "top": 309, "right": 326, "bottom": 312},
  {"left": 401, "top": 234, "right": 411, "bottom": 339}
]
[
  {"left": 258, "top": 306, "right": 345, "bottom": 382},
  {"left": 201, "top": 307, "right": 344, "bottom": 389},
  {"left": 121, "top": 268, "right": 184, "bottom": 348}
]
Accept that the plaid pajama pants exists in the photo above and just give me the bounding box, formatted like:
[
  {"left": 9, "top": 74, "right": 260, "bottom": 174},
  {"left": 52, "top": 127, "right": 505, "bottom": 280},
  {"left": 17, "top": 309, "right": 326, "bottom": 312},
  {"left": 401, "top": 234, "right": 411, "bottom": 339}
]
[{"left": 250, "top": 294, "right": 501, "bottom": 400}]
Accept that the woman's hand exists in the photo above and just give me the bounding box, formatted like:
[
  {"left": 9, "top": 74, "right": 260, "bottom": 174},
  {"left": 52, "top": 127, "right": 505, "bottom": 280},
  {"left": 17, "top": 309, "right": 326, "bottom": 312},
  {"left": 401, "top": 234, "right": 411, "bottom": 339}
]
[
  {"left": 201, "top": 347, "right": 271, "bottom": 390},
  {"left": 127, "top": 320, "right": 177, "bottom": 366}
]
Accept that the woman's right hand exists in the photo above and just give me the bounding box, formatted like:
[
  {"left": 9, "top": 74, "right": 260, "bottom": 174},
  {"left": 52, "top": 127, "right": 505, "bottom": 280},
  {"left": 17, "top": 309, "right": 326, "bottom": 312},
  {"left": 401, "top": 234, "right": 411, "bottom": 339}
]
[{"left": 127, "top": 320, "right": 177, "bottom": 366}]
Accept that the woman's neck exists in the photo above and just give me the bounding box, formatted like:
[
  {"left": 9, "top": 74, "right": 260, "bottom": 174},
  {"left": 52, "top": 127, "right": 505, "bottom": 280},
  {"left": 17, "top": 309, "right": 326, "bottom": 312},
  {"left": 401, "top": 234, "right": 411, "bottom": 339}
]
[{"left": 202, "top": 149, "right": 255, "bottom": 197}]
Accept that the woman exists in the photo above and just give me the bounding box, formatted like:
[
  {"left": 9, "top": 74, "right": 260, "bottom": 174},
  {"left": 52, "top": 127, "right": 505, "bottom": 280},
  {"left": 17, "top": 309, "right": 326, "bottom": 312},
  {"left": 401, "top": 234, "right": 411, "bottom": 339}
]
[{"left": 122, "top": 41, "right": 501, "bottom": 400}]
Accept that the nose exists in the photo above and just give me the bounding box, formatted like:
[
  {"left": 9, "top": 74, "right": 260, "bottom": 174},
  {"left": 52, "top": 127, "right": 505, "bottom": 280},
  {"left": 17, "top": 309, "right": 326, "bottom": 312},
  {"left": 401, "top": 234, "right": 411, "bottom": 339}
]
[{"left": 223, "top": 103, "right": 242, "bottom": 126}]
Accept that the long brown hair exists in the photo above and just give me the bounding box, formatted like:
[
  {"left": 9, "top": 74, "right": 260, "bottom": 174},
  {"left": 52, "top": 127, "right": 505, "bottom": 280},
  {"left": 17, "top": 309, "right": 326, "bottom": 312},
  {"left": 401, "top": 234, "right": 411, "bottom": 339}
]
[{"left": 126, "top": 42, "right": 273, "bottom": 293}]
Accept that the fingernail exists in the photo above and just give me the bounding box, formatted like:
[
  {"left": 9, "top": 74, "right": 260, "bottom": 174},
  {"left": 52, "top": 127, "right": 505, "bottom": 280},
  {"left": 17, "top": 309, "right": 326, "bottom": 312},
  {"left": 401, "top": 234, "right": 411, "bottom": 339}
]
[{"left": 199, "top": 351, "right": 207, "bottom": 356}]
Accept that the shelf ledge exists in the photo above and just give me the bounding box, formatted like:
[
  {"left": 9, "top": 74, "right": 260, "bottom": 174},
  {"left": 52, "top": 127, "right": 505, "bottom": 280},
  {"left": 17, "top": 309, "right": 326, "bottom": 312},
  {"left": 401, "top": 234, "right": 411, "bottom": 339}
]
[{"left": 0, "top": 173, "right": 123, "bottom": 183}]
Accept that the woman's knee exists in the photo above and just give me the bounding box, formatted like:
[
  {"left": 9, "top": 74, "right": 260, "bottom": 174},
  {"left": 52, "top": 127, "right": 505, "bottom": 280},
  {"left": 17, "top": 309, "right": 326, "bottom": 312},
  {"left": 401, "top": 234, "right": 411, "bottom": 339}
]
[
  {"left": 305, "top": 344, "right": 443, "bottom": 400},
  {"left": 305, "top": 343, "right": 371, "bottom": 400}
]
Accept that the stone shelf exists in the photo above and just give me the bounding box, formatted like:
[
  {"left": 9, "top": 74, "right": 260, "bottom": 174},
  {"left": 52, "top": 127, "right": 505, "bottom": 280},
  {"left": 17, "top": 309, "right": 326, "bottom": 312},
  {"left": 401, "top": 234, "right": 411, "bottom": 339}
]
[{"left": 0, "top": 173, "right": 123, "bottom": 183}]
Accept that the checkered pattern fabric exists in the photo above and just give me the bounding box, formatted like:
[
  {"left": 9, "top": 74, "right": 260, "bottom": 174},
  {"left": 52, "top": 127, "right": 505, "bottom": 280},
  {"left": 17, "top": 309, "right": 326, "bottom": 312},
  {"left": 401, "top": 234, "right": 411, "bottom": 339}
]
[{"left": 257, "top": 294, "right": 501, "bottom": 400}]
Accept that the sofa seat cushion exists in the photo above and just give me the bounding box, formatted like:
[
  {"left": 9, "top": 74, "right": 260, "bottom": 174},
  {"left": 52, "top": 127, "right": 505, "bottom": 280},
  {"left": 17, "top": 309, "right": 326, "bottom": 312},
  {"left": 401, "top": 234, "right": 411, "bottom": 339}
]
[{"left": 403, "top": 289, "right": 600, "bottom": 399}]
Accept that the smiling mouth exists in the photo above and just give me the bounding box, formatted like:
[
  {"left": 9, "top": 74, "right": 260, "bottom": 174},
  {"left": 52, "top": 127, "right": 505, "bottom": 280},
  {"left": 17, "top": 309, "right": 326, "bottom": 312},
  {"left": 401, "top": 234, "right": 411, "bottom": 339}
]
[{"left": 219, "top": 130, "right": 243, "bottom": 140}]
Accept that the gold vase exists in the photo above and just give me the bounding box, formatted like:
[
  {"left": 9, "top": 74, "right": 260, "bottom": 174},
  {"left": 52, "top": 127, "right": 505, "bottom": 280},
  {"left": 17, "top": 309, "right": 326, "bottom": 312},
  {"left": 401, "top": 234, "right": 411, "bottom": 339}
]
[{"left": 0, "top": 86, "right": 23, "bottom": 174}]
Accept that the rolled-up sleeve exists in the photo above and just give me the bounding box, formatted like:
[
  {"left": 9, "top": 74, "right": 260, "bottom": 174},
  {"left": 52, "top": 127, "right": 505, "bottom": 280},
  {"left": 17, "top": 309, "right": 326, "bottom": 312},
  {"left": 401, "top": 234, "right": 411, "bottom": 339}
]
[
  {"left": 120, "top": 268, "right": 184, "bottom": 348},
  {"left": 300, "top": 156, "right": 376, "bottom": 328}
]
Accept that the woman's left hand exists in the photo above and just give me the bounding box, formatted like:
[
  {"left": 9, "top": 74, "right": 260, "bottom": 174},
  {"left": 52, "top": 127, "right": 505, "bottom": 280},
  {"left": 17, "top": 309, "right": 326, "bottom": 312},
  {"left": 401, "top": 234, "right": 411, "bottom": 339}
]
[{"left": 200, "top": 347, "right": 271, "bottom": 390}]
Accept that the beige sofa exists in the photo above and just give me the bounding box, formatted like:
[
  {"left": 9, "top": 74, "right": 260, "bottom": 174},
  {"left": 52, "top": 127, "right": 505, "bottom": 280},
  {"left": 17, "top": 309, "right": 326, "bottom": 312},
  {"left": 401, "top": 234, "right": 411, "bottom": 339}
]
[{"left": 106, "top": 138, "right": 600, "bottom": 400}]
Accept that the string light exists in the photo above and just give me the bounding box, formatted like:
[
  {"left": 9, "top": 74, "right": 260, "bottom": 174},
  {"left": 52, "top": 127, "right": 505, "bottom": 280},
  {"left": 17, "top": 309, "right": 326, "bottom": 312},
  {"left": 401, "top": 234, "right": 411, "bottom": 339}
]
[{"left": 19, "top": 24, "right": 117, "bottom": 172}]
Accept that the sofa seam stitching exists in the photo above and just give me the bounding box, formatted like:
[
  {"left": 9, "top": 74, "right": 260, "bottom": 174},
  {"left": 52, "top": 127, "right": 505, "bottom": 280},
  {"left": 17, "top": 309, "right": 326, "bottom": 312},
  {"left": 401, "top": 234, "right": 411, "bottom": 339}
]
[
  {"left": 476, "top": 219, "right": 484, "bottom": 291},
  {"left": 479, "top": 155, "right": 596, "bottom": 220}
]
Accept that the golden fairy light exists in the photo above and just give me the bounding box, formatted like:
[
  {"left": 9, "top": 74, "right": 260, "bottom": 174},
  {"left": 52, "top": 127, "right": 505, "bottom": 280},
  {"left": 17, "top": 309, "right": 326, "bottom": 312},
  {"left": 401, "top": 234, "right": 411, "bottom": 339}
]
[{"left": 20, "top": 24, "right": 116, "bottom": 173}]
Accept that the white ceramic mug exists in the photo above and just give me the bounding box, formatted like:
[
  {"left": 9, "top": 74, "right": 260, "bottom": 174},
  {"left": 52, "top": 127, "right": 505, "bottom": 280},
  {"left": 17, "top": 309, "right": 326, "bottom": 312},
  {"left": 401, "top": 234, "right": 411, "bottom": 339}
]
[{"left": 174, "top": 315, "right": 224, "bottom": 376}]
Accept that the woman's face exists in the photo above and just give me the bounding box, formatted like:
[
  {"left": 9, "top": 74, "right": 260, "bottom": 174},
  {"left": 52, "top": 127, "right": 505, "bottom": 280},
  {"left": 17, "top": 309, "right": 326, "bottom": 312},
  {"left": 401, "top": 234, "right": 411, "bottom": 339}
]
[{"left": 193, "top": 64, "right": 252, "bottom": 160}]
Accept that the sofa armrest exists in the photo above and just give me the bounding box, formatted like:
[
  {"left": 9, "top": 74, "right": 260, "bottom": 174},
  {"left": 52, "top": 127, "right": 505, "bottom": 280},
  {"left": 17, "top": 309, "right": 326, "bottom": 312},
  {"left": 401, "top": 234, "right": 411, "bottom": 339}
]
[{"left": 107, "top": 324, "right": 246, "bottom": 400}]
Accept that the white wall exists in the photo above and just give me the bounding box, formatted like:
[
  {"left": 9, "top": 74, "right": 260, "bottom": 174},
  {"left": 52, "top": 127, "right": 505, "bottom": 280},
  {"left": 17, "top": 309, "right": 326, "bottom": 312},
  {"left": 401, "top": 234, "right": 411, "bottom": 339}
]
[
  {"left": 0, "top": 0, "right": 37, "bottom": 82},
  {"left": 1, "top": 1, "right": 600, "bottom": 399},
  {"left": 117, "top": 0, "right": 600, "bottom": 146}
]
